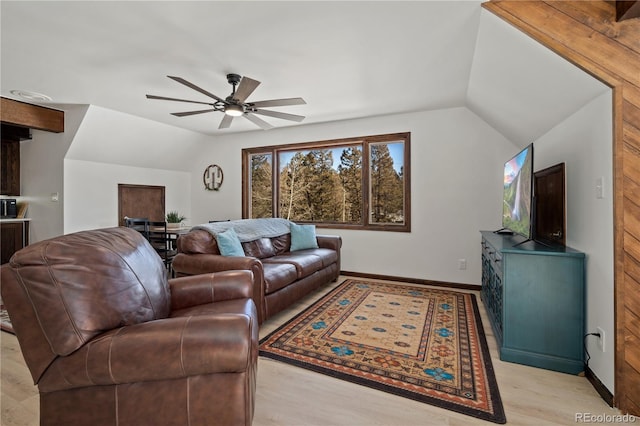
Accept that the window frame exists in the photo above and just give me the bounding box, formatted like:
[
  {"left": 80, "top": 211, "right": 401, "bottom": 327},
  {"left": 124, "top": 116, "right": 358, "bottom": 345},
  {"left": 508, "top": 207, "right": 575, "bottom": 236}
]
[{"left": 242, "top": 132, "right": 411, "bottom": 232}]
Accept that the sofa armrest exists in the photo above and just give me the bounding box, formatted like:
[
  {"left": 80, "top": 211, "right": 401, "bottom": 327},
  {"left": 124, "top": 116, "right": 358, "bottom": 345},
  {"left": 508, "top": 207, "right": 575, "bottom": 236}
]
[
  {"left": 171, "top": 253, "right": 266, "bottom": 324},
  {"left": 169, "top": 270, "right": 254, "bottom": 311},
  {"left": 172, "top": 253, "right": 261, "bottom": 275},
  {"left": 38, "top": 313, "right": 258, "bottom": 392},
  {"left": 316, "top": 235, "right": 342, "bottom": 252}
]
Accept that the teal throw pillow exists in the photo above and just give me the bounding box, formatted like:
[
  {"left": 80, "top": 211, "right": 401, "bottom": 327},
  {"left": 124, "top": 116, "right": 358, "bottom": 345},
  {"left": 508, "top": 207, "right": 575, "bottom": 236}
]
[
  {"left": 290, "top": 223, "right": 319, "bottom": 251},
  {"left": 215, "top": 228, "right": 245, "bottom": 257}
]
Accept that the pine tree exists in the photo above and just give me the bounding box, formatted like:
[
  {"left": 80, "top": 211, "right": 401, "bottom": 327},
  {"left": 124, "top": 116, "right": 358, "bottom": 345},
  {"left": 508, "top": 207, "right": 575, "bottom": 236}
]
[
  {"left": 370, "top": 144, "right": 403, "bottom": 223},
  {"left": 279, "top": 149, "right": 343, "bottom": 222},
  {"left": 338, "top": 146, "right": 363, "bottom": 223},
  {"left": 250, "top": 154, "right": 273, "bottom": 218},
  {"left": 279, "top": 152, "right": 308, "bottom": 220}
]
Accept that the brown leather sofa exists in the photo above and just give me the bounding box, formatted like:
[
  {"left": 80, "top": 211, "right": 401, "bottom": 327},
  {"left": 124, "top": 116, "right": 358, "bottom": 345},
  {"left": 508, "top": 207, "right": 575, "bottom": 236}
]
[
  {"left": 172, "top": 219, "right": 342, "bottom": 324},
  {"left": 1, "top": 227, "right": 258, "bottom": 426}
]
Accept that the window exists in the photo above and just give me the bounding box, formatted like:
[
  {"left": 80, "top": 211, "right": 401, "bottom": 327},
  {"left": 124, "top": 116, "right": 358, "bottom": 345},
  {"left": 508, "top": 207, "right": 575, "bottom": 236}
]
[{"left": 242, "top": 132, "right": 410, "bottom": 232}]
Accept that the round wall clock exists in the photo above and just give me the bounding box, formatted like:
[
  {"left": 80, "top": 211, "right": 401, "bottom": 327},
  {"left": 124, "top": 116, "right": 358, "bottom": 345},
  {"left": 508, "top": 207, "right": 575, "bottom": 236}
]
[{"left": 203, "top": 164, "right": 224, "bottom": 191}]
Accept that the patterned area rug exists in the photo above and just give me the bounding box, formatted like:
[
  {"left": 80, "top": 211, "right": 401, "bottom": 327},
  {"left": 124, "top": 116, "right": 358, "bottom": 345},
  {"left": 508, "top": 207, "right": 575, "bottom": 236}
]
[
  {"left": 259, "top": 279, "right": 506, "bottom": 424},
  {"left": 1, "top": 302, "right": 14, "bottom": 334}
]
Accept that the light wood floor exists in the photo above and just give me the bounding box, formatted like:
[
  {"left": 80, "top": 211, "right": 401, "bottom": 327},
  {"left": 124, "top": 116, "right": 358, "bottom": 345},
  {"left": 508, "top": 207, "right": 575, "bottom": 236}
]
[{"left": 1, "top": 277, "right": 620, "bottom": 425}]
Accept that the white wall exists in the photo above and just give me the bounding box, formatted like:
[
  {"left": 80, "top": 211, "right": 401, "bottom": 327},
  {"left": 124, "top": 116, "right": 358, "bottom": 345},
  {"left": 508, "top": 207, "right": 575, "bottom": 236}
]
[
  {"left": 64, "top": 160, "right": 191, "bottom": 234},
  {"left": 533, "top": 91, "right": 614, "bottom": 391},
  {"left": 189, "top": 107, "right": 515, "bottom": 285},
  {"left": 19, "top": 104, "right": 88, "bottom": 243},
  {"left": 61, "top": 105, "right": 212, "bottom": 235}
]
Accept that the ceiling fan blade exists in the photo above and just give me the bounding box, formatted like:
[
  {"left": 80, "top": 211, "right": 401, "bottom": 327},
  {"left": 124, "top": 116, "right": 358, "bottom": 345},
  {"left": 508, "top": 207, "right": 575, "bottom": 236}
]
[
  {"left": 167, "top": 76, "right": 226, "bottom": 103},
  {"left": 244, "top": 113, "right": 274, "bottom": 130},
  {"left": 219, "top": 114, "right": 234, "bottom": 129},
  {"left": 249, "top": 97, "right": 306, "bottom": 108},
  {"left": 146, "top": 94, "right": 214, "bottom": 106},
  {"left": 233, "top": 77, "right": 260, "bottom": 103},
  {"left": 253, "top": 108, "right": 305, "bottom": 122},
  {"left": 171, "top": 109, "right": 217, "bottom": 117}
]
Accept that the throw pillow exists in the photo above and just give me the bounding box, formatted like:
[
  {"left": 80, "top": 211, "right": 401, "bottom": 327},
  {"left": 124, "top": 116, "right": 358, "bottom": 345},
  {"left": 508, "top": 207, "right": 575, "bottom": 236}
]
[
  {"left": 290, "top": 223, "right": 319, "bottom": 251},
  {"left": 215, "top": 228, "right": 245, "bottom": 257}
]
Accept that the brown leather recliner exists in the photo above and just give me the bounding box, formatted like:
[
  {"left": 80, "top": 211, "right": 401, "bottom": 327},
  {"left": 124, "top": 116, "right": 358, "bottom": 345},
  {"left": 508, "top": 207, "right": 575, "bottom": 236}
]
[{"left": 0, "top": 227, "right": 258, "bottom": 426}]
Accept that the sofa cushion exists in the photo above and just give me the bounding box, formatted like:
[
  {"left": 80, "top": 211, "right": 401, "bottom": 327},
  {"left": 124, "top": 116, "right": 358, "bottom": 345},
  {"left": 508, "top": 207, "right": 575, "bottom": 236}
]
[
  {"left": 215, "top": 228, "right": 245, "bottom": 257},
  {"left": 242, "top": 238, "right": 277, "bottom": 259},
  {"left": 263, "top": 254, "right": 323, "bottom": 279},
  {"left": 290, "top": 223, "right": 319, "bottom": 251},
  {"left": 263, "top": 263, "right": 298, "bottom": 294},
  {"left": 292, "top": 248, "right": 338, "bottom": 268},
  {"left": 271, "top": 234, "right": 291, "bottom": 255}
]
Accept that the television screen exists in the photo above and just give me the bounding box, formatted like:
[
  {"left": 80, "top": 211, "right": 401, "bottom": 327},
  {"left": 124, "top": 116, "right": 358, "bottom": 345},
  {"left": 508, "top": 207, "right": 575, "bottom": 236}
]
[{"left": 502, "top": 144, "right": 534, "bottom": 238}]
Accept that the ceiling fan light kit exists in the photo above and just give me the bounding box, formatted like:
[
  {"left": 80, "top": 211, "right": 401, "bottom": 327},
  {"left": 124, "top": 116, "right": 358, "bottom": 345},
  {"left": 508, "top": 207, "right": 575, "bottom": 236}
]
[
  {"left": 225, "top": 104, "right": 244, "bottom": 117},
  {"left": 146, "top": 73, "right": 306, "bottom": 130}
]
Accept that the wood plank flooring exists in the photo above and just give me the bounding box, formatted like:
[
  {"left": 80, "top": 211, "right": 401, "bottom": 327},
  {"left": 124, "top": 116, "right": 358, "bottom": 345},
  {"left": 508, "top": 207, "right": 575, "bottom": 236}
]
[{"left": 1, "top": 277, "right": 621, "bottom": 425}]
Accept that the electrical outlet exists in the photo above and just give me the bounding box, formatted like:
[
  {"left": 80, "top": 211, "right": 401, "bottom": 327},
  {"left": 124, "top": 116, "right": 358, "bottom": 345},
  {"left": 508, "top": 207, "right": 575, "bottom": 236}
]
[
  {"left": 457, "top": 259, "right": 467, "bottom": 270},
  {"left": 597, "top": 327, "right": 605, "bottom": 352},
  {"left": 595, "top": 177, "right": 604, "bottom": 199}
]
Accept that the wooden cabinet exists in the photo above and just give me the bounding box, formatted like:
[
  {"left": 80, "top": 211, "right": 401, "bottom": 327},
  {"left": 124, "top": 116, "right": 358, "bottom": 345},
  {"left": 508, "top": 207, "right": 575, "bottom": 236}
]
[
  {"left": 480, "top": 231, "right": 585, "bottom": 374},
  {"left": 1, "top": 220, "right": 29, "bottom": 264},
  {"left": 1, "top": 140, "right": 20, "bottom": 196},
  {"left": 1, "top": 98, "right": 65, "bottom": 196}
]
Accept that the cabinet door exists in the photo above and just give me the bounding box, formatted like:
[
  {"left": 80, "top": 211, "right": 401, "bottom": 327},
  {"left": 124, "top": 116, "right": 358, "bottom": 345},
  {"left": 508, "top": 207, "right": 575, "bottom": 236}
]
[
  {"left": 1, "top": 140, "right": 20, "bottom": 196},
  {"left": 1, "top": 222, "right": 25, "bottom": 264},
  {"left": 503, "top": 253, "right": 584, "bottom": 361},
  {"left": 117, "top": 184, "right": 165, "bottom": 226}
]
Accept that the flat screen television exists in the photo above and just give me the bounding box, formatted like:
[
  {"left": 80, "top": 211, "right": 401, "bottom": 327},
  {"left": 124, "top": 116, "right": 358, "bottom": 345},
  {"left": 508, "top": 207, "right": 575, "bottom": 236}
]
[{"left": 501, "top": 143, "right": 534, "bottom": 238}]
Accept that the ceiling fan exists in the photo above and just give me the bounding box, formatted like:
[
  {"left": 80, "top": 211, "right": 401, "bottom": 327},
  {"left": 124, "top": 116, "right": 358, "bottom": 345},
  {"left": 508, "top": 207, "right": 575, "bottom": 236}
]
[{"left": 146, "top": 74, "right": 306, "bottom": 130}]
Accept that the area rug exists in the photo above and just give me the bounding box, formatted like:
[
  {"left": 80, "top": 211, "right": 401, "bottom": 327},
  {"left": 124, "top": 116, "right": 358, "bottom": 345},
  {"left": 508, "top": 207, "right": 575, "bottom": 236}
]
[
  {"left": 259, "top": 279, "right": 506, "bottom": 424},
  {"left": 0, "top": 302, "right": 14, "bottom": 334}
]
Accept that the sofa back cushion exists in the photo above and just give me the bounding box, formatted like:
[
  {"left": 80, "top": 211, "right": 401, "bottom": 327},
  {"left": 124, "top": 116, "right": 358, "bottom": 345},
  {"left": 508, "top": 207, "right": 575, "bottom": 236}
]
[
  {"left": 242, "top": 238, "right": 277, "bottom": 259},
  {"left": 272, "top": 233, "right": 291, "bottom": 255},
  {"left": 178, "top": 228, "right": 294, "bottom": 257},
  {"left": 4, "top": 227, "right": 171, "bottom": 356}
]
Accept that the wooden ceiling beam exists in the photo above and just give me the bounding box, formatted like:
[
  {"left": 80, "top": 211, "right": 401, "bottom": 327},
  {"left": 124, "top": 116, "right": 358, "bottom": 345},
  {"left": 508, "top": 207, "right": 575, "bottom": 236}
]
[{"left": 1, "top": 97, "right": 64, "bottom": 133}]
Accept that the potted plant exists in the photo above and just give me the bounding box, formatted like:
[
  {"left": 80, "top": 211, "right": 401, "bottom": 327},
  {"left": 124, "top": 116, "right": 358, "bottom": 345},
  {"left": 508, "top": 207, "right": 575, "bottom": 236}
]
[{"left": 166, "top": 211, "right": 186, "bottom": 229}]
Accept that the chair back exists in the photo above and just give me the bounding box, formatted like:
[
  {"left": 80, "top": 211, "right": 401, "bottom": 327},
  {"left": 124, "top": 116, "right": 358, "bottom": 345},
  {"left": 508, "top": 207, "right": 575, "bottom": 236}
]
[
  {"left": 0, "top": 227, "right": 171, "bottom": 383},
  {"left": 147, "top": 221, "right": 177, "bottom": 267},
  {"left": 124, "top": 217, "right": 149, "bottom": 235}
]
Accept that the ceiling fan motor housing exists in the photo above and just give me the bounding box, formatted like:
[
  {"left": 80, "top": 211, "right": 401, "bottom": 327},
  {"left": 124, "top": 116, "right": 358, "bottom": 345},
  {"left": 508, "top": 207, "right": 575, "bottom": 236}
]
[{"left": 227, "top": 73, "right": 242, "bottom": 86}]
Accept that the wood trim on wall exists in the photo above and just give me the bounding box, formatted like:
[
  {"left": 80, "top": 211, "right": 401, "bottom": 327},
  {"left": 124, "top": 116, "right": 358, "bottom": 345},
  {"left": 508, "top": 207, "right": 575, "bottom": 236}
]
[
  {"left": 483, "top": 0, "right": 640, "bottom": 415},
  {"left": 340, "top": 271, "right": 480, "bottom": 291}
]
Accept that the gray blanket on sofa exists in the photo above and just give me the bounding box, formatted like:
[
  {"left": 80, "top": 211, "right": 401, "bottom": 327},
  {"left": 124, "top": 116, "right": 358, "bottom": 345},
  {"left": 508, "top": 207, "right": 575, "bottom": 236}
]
[{"left": 192, "top": 218, "right": 292, "bottom": 242}]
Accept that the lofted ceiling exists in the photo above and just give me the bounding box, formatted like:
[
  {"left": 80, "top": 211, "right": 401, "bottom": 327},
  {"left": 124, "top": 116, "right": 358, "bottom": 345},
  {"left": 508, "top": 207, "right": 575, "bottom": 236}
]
[{"left": 1, "top": 1, "right": 609, "bottom": 145}]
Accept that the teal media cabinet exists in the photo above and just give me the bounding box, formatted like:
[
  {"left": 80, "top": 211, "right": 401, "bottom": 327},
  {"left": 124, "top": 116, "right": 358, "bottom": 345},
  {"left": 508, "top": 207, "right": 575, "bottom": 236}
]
[{"left": 480, "top": 231, "right": 586, "bottom": 374}]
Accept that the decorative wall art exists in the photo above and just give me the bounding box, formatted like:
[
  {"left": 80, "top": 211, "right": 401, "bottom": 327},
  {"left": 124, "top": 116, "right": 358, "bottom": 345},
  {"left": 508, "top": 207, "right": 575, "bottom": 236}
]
[{"left": 203, "top": 164, "right": 224, "bottom": 191}]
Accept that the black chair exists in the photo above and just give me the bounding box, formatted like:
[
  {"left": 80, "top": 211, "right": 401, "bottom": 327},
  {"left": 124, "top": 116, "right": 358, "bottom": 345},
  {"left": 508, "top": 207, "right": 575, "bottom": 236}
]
[
  {"left": 124, "top": 217, "right": 149, "bottom": 235},
  {"left": 147, "top": 220, "right": 177, "bottom": 273}
]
